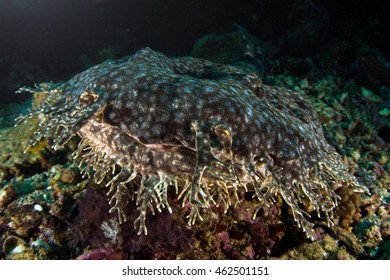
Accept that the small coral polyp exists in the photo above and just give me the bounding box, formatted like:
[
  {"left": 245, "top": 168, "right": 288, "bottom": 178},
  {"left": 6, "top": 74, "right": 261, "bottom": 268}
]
[{"left": 18, "top": 48, "right": 366, "bottom": 239}]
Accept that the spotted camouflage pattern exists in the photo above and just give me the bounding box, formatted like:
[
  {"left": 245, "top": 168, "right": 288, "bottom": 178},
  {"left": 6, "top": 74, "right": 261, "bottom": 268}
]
[{"left": 18, "top": 48, "right": 366, "bottom": 239}]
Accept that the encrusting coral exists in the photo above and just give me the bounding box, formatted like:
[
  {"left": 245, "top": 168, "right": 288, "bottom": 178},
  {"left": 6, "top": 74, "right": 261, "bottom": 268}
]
[{"left": 16, "top": 48, "right": 368, "bottom": 240}]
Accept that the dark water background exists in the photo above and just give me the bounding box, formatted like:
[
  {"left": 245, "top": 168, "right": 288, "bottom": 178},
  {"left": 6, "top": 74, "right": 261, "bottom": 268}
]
[{"left": 0, "top": 0, "right": 389, "bottom": 103}]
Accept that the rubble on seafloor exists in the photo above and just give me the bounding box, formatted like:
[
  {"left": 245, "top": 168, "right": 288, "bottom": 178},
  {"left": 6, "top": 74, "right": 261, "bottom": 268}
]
[{"left": 0, "top": 33, "right": 389, "bottom": 259}]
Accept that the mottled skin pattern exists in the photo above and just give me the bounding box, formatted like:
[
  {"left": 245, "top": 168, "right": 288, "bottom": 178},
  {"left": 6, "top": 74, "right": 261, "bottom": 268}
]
[{"left": 18, "top": 48, "right": 366, "bottom": 239}]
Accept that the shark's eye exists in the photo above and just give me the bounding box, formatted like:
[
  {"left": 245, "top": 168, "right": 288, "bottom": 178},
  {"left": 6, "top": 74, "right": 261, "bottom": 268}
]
[
  {"left": 210, "top": 123, "right": 232, "bottom": 149},
  {"left": 79, "top": 91, "right": 99, "bottom": 106}
]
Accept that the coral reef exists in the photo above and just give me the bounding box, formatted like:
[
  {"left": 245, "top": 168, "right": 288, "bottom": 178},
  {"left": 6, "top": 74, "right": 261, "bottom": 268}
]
[{"left": 267, "top": 74, "right": 389, "bottom": 259}]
